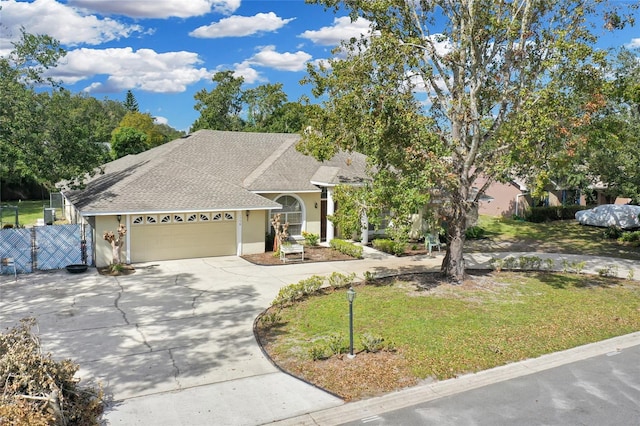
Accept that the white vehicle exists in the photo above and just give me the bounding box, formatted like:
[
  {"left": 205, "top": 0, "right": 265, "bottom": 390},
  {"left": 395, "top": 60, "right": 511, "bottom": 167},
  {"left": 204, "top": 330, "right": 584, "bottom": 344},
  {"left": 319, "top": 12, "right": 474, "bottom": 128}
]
[{"left": 575, "top": 204, "right": 640, "bottom": 230}]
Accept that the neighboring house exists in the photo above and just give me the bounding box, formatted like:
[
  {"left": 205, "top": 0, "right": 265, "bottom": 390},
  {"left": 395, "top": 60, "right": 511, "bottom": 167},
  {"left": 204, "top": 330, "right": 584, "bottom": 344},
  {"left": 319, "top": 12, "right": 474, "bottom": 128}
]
[
  {"left": 59, "top": 130, "right": 368, "bottom": 267},
  {"left": 475, "top": 176, "right": 530, "bottom": 218},
  {"left": 476, "top": 176, "right": 631, "bottom": 218}
]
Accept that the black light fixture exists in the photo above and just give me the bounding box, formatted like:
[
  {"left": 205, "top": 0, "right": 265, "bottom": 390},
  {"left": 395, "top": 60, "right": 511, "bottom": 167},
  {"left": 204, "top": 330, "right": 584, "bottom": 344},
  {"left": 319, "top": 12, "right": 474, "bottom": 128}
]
[
  {"left": 116, "top": 214, "right": 122, "bottom": 223},
  {"left": 346, "top": 286, "right": 356, "bottom": 359},
  {"left": 246, "top": 210, "right": 250, "bottom": 220},
  {"left": 315, "top": 202, "right": 318, "bottom": 209}
]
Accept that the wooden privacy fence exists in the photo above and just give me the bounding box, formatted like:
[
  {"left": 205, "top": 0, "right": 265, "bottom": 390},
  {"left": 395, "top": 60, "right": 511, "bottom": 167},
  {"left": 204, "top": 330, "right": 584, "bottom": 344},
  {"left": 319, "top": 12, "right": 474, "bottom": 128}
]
[{"left": 0, "top": 224, "right": 93, "bottom": 275}]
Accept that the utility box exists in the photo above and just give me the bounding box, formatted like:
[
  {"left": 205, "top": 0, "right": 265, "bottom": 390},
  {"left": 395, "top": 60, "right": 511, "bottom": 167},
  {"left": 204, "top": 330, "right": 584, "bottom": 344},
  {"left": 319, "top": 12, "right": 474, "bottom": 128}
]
[{"left": 44, "top": 208, "right": 56, "bottom": 225}]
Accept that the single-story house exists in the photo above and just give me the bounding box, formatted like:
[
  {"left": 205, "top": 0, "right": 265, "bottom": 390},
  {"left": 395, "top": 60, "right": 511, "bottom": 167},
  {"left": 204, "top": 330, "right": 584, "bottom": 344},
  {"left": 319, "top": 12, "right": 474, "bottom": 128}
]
[{"left": 60, "top": 130, "right": 369, "bottom": 267}]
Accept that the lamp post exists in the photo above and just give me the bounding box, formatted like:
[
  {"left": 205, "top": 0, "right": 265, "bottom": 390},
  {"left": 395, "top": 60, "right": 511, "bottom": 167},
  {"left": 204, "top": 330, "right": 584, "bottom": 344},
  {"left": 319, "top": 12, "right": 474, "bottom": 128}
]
[{"left": 346, "top": 286, "right": 356, "bottom": 359}]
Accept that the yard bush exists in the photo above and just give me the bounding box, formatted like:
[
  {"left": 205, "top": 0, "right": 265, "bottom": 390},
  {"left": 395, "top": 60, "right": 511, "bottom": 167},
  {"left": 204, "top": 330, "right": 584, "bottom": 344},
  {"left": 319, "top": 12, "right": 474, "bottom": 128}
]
[
  {"left": 329, "top": 239, "right": 363, "bottom": 258},
  {"left": 301, "top": 231, "right": 320, "bottom": 246},
  {"left": 272, "top": 275, "right": 326, "bottom": 307},
  {"left": 526, "top": 205, "right": 586, "bottom": 223},
  {"left": 465, "top": 225, "right": 485, "bottom": 239},
  {"left": 0, "top": 318, "right": 104, "bottom": 426},
  {"left": 372, "top": 238, "right": 406, "bottom": 256},
  {"left": 327, "top": 272, "right": 356, "bottom": 289},
  {"left": 619, "top": 230, "right": 640, "bottom": 246},
  {"left": 604, "top": 225, "right": 623, "bottom": 239}
]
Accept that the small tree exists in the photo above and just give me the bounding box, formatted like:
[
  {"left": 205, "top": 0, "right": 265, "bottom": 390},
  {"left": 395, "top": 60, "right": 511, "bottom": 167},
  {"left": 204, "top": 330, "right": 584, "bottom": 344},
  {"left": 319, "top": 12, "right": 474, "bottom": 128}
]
[
  {"left": 270, "top": 213, "right": 289, "bottom": 252},
  {"left": 103, "top": 224, "right": 126, "bottom": 265}
]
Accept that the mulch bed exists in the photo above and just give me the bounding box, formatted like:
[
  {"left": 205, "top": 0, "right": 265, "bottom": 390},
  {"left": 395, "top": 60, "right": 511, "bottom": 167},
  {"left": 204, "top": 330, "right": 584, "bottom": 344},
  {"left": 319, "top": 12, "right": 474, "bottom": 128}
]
[
  {"left": 97, "top": 264, "right": 136, "bottom": 276},
  {"left": 242, "top": 246, "right": 356, "bottom": 265}
]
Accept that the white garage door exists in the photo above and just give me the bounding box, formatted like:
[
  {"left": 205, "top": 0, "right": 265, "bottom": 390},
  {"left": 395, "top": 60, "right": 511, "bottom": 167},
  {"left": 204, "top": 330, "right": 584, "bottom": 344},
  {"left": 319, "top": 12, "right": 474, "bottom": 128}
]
[{"left": 130, "top": 212, "right": 236, "bottom": 263}]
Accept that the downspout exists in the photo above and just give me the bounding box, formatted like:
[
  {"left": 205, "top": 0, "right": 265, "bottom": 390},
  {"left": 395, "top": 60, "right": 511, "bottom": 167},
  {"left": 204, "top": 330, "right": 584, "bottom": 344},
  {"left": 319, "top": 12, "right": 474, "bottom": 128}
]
[{"left": 515, "top": 193, "right": 526, "bottom": 218}]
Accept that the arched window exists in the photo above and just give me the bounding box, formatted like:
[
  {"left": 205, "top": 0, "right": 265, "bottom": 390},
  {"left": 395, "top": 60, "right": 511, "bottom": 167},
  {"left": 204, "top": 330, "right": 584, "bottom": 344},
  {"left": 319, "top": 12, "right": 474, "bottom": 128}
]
[{"left": 274, "top": 195, "right": 303, "bottom": 236}]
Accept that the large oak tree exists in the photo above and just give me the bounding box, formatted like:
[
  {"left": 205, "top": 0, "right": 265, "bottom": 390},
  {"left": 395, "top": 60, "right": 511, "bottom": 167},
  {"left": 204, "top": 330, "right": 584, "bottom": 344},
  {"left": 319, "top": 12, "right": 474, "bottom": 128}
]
[{"left": 298, "top": 0, "right": 633, "bottom": 282}]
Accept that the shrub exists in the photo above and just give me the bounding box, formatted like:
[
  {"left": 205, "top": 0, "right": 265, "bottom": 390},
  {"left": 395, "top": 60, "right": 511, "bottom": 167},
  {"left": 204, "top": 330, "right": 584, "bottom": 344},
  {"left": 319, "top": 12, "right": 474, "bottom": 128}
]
[
  {"left": 272, "top": 282, "right": 303, "bottom": 306},
  {"left": 272, "top": 275, "right": 326, "bottom": 307},
  {"left": 526, "top": 205, "right": 586, "bottom": 223},
  {"left": 363, "top": 270, "right": 376, "bottom": 283},
  {"left": 360, "top": 333, "right": 386, "bottom": 353},
  {"left": 372, "top": 238, "right": 406, "bottom": 256},
  {"left": 259, "top": 310, "right": 282, "bottom": 327},
  {"left": 308, "top": 344, "right": 326, "bottom": 361},
  {"left": 301, "top": 231, "right": 320, "bottom": 246},
  {"left": 604, "top": 225, "right": 623, "bottom": 239},
  {"left": 503, "top": 256, "right": 518, "bottom": 270},
  {"left": 597, "top": 265, "right": 618, "bottom": 277},
  {"left": 327, "top": 272, "right": 356, "bottom": 289},
  {"left": 300, "top": 276, "right": 324, "bottom": 294},
  {"left": 562, "top": 260, "right": 586, "bottom": 274},
  {"left": 330, "top": 239, "right": 363, "bottom": 258},
  {"left": 543, "top": 258, "right": 555, "bottom": 271},
  {"left": 518, "top": 255, "right": 542, "bottom": 270},
  {"left": 465, "top": 225, "right": 485, "bottom": 239},
  {"left": 326, "top": 333, "right": 347, "bottom": 355},
  {"left": 619, "top": 230, "right": 640, "bottom": 246},
  {"left": 0, "top": 318, "right": 104, "bottom": 426}
]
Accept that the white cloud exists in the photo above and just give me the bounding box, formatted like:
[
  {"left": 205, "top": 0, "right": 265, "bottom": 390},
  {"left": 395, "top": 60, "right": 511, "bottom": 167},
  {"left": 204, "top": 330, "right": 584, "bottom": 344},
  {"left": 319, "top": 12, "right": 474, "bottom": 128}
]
[
  {"left": 299, "top": 16, "right": 372, "bottom": 46},
  {"left": 49, "top": 47, "right": 212, "bottom": 93},
  {"left": 0, "top": 0, "right": 145, "bottom": 47},
  {"left": 231, "top": 61, "right": 265, "bottom": 84},
  {"left": 247, "top": 45, "right": 311, "bottom": 72},
  {"left": 190, "top": 12, "right": 294, "bottom": 38},
  {"left": 68, "top": 0, "right": 240, "bottom": 18},
  {"left": 626, "top": 38, "right": 640, "bottom": 49},
  {"left": 154, "top": 116, "right": 169, "bottom": 125}
]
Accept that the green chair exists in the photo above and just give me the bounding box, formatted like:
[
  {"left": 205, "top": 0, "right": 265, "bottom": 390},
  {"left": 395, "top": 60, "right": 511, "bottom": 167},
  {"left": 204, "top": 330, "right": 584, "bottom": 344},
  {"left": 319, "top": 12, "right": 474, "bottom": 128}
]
[{"left": 425, "top": 235, "right": 441, "bottom": 255}]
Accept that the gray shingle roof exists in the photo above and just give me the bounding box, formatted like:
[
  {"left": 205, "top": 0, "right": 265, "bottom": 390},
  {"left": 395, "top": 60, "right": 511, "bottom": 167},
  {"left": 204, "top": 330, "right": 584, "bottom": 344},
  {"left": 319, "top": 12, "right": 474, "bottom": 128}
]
[{"left": 62, "top": 130, "right": 369, "bottom": 215}]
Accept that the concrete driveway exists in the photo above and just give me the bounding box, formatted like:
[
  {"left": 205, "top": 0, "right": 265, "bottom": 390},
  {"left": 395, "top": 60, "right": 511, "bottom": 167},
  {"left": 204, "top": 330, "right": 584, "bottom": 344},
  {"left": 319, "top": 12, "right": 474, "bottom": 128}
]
[
  {"left": 3, "top": 250, "right": 635, "bottom": 425},
  {"left": 0, "top": 253, "right": 441, "bottom": 425}
]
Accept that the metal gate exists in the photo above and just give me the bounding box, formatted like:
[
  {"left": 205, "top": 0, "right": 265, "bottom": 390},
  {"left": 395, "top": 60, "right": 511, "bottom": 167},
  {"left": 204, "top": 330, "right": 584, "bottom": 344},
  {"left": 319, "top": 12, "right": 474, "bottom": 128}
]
[
  {"left": 1, "top": 224, "right": 93, "bottom": 274},
  {"left": 0, "top": 228, "right": 32, "bottom": 273}
]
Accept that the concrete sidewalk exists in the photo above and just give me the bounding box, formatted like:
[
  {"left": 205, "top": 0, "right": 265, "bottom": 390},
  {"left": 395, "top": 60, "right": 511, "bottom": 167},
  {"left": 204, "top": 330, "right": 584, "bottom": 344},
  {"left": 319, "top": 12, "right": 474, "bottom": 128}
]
[{"left": 0, "top": 248, "right": 637, "bottom": 425}]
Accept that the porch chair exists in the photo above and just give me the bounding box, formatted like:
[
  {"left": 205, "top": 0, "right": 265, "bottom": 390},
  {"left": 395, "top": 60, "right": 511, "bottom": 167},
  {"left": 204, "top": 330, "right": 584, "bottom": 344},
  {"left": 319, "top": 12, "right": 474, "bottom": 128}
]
[
  {"left": 425, "top": 234, "right": 442, "bottom": 256},
  {"left": 1, "top": 257, "right": 17, "bottom": 280}
]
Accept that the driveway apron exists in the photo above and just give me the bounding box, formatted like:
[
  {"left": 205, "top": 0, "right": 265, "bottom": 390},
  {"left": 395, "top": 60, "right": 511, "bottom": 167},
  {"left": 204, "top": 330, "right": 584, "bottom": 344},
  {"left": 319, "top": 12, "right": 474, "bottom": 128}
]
[{"left": 1, "top": 256, "right": 365, "bottom": 424}]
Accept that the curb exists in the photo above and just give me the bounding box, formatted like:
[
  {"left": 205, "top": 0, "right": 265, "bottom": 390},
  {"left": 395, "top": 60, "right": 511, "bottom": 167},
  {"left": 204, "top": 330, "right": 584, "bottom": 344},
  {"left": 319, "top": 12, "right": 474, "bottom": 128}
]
[{"left": 269, "top": 332, "right": 640, "bottom": 425}]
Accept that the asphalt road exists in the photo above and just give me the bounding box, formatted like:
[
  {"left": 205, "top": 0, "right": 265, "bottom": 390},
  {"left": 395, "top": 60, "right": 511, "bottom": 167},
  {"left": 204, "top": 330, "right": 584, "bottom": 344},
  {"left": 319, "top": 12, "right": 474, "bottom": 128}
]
[{"left": 340, "top": 344, "right": 640, "bottom": 426}]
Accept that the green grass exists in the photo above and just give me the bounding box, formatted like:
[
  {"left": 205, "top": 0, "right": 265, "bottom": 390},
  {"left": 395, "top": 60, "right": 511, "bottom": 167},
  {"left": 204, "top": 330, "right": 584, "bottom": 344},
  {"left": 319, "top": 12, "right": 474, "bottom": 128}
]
[
  {"left": 466, "top": 216, "right": 640, "bottom": 260},
  {"left": 0, "top": 200, "right": 62, "bottom": 227},
  {"left": 265, "top": 272, "right": 640, "bottom": 386}
]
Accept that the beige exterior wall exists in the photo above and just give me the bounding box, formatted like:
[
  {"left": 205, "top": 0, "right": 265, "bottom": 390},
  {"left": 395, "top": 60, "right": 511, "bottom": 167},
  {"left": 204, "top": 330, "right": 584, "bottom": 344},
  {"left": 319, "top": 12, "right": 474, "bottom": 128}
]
[
  {"left": 94, "top": 215, "right": 119, "bottom": 268},
  {"left": 261, "top": 192, "right": 322, "bottom": 236},
  {"left": 242, "top": 209, "right": 267, "bottom": 255}
]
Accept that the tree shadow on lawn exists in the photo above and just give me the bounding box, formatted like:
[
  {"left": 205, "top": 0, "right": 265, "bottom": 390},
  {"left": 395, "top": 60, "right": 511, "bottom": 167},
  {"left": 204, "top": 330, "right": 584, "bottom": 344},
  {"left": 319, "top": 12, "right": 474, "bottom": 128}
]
[{"left": 534, "top": 271, "right": 627, "bottom": 289}]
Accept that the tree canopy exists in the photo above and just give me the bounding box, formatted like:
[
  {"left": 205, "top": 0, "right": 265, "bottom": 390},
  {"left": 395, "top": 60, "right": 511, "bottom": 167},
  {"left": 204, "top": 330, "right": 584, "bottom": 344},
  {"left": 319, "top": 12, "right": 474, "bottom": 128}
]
[
  {"left": 191, "top": 70, "right": 316, "bottom": 134},
  {"left": 299, "top": 0, "right": 634, "bottom": 281},
  {"left": 0, "top": 30, "right": 183, "bottom": 194}
]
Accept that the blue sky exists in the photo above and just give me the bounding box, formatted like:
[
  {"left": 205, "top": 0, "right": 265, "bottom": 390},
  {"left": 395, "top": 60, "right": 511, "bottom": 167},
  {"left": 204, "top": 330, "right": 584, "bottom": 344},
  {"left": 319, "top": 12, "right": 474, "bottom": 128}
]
[{"left": 1, "top": 0, "right": 638, "bottom": 132}]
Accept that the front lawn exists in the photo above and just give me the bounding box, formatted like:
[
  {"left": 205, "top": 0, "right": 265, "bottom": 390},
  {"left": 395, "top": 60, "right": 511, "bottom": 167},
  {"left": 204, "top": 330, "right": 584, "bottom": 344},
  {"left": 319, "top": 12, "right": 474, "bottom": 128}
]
[
  {"left": 257, "top": 271, "right": 640, "bottom": 401},
  {"left": 465, "top": 216, "right": 640, "bottom": 260}
]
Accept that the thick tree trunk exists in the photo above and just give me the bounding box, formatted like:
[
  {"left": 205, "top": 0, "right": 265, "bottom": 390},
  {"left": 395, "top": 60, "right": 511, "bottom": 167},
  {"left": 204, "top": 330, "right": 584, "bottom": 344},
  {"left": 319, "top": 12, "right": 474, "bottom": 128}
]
[{"left": 441, "top": 187, "right": 468, "bottom": 283}]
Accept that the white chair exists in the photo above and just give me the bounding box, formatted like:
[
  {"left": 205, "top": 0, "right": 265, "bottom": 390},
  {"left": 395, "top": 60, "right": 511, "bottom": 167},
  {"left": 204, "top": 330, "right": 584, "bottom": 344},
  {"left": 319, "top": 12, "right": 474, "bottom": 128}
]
[{"left": 1, "top": 257, "right": 17, "bottom": 280}]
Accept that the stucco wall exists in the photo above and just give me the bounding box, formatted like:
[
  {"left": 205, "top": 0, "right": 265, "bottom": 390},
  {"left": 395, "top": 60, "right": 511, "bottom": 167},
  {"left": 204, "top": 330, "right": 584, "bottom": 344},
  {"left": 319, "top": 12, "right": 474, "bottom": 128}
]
[
  {"left": 261, "top": 192, "right": 322, "bottom": 236},
  {"left": 242, "top": 209, "right": 267, "bottom": 255},
  {"left": 94, "top": 215, "right": 121, "bottom": 268},
  {"left": 476, "top": 178, "right": 529, "bottom": 218}
]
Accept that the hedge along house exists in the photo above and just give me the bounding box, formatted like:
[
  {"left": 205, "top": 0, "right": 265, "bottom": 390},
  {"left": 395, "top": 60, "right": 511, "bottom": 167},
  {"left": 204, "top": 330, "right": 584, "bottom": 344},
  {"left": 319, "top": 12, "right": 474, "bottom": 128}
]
[{"left": 59, "top": 130, "right": 369, "bottom": 268}]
